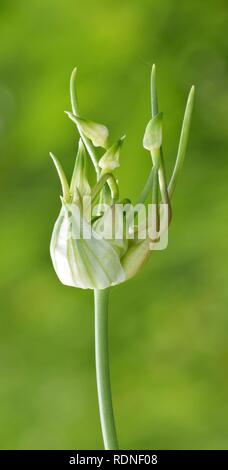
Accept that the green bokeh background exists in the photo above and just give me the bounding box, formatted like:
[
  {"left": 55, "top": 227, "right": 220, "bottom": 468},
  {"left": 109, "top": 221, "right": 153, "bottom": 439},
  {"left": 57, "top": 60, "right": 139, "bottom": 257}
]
[{"left": 0, "top": 0, "right": 227, "bottom": 450}]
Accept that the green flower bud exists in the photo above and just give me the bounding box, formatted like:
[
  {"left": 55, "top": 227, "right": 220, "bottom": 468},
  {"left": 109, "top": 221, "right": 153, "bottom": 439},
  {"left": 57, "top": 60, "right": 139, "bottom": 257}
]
[
  {"left": 66, "top": 112, "right": 109, "bottom": 148},
  {"left": 143, "top": 112, "right": 163, "bottom": 151},
  {"left": 121, "top": 239, "right": 150, "bottom": 281},
  {"left": 70, "top": 139, "right": 91, "bottom": 199},
  {"left": 50, "top": 66, "right": 194, "bottom": 291},
  {"left": 99, "top": 136, "right": 125, "bottom": 174}
]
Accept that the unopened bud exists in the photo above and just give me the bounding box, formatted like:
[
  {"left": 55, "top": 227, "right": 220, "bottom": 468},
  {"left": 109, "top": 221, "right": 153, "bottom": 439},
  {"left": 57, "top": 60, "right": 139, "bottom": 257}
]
[
  {"left": 66, "top": 112, "right": 109, "bottom": 148},
  {"left": 99, "top": 135, "right": 125, "bottom": 174},
  {"left": 143, "top": 112, "right": 163, "bottom": 151}
]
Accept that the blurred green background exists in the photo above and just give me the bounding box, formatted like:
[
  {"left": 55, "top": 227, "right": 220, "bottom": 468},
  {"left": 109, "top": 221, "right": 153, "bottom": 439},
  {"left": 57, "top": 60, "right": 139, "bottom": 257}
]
[{"left": 0, "top": 0, "right": 228, "bottom": 450}]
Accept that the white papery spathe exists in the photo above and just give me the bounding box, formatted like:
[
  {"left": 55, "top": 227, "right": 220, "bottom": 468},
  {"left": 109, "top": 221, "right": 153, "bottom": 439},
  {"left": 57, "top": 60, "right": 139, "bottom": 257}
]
[{"left": 50, "top": 202, "right": 126, "bottom": 289}]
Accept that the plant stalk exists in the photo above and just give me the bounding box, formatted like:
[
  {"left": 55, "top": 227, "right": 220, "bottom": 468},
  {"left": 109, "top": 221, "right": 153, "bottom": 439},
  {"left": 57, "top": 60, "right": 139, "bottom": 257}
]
[{"left": 94, "top": 288, "right": 119, "bottom": 450}]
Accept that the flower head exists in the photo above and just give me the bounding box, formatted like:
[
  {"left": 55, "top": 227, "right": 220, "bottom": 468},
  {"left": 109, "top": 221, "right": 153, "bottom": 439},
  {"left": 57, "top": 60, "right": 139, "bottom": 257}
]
[{"left": 50, "top": 66, "right": 194, "bottom": 289}]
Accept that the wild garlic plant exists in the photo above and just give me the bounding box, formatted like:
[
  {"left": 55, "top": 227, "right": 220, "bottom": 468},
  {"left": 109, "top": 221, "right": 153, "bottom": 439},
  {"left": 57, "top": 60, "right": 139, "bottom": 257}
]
[{"left": 50, "top": 66, "right": 194, "bottom": 450}]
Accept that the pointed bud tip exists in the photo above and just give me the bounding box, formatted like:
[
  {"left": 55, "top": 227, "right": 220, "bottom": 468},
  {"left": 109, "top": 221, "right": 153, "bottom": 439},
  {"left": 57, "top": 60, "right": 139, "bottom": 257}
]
[
  {"left": 143, "top": 112, "right": 163, "bottom": 151},
  {"left": 71, "top": 67, "right": 77, "bottom": 78},
  {"left": 187, "top": 86, "right": 195, "bottom": 104},
  {"left": 49, "top": 152, "right": 61, "bottom": 171},
  {"left": 151, "top": 64, "right": 156, "bottom": 78}
]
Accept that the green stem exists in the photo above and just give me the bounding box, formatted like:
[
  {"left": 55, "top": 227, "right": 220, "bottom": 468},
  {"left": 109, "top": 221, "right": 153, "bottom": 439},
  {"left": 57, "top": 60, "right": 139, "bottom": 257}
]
[
  {"left": 137, "top": 166, "right": 154, "bottom": 203},
  {"left": 70, "top": 68, "right": 100, "bottom": 179},
  {"left": 94, "top": 288, "right": 119, "bottom": 450}
]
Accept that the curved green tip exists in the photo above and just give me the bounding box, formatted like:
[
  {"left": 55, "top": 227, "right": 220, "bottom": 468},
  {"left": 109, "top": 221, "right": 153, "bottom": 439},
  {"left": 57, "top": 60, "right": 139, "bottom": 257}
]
[
  {"left": 189, "top": 85, "right": 195, "bottom": 102},
  {"left": 151, "top": 63, "right": 156, "bottom": 78},
  {"left": 168, "top": 84, "right": 195, "bottom": 198},
  {"left": 151, "top": 64, "right": 158, "bottom": 117},
  {"left": 70, "top": 66, "right": 78, "bottom": 116},
  {"left": 71, "top": 66, "right": 77, "bottom": 78},
  {"left": 50, "top": 152, "right": 70, "bottom": 202}
]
